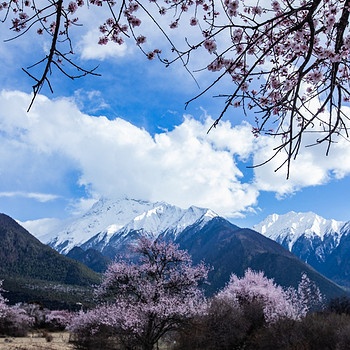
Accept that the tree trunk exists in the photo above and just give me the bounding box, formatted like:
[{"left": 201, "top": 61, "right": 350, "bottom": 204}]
[{"left": 142, "top": 343, "right": 154, "bottom": 350}]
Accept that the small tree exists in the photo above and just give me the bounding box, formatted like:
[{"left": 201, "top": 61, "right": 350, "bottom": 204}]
[
  {"left": 70, "top": 238, "right": 209, "bottom": 350},
  {"left": 0, "top": 281, "right": 8, "bottom": 320},
  {"left": 69, "top": 306, "right": 120, "bottom": 350},
  {"left": 216, "top": 269, "right": 323, "bottom": 323},
  {"left": 296, "top": 272, "right": 324, "bottom": 315}
]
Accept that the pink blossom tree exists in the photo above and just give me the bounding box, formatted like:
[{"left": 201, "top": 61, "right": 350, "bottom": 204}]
[
  {"left": 0, "top": 281, "right": 34, "bottom": 336},
  {"left": 69, "top": 238, "right": 209, "bottom": 350},
  {"left": 217, "top": 269, "right": 323, "bottom": 323},
  {"left": 45, "top": 309, "right": 74, "bottom": 330},
  {"left": 296, "top": 272, "right": 324, "bottom": 314},
  {"left": 1, "top": 0, "right": 350, "bottom": 173}
]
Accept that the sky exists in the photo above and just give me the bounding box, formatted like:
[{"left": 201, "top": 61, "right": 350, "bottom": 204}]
[{"left": 0, "top": 3, "right": 350, "bottom": 232}]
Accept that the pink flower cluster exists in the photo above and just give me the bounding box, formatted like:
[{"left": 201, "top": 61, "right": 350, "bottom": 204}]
[{"left": 217, "top": 269, "right": 323, "bottom": 323}]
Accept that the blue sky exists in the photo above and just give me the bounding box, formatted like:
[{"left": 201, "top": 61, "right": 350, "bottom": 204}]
[{"left": 0, "top": 6, "right": 350, "bottom": 231}]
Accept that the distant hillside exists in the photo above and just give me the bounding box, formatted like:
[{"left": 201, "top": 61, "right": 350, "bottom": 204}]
[
  {"left": 67, "top": 247, "right": 112, "bottom": 273},
  {"left": 0, "top": 213, "right": 101, "bottom": 308}
]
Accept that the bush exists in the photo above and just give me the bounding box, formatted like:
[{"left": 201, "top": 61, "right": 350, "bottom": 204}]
[
  {"left": 45, "top": 309, "right": 74, "bottom": 331},
  {"left": 0, "top": 305, "right": 34, "bottom": 337},
  {"left": 21, "top": 302, "right": 46, "bottom": 328},
  {"left": 327, "top": 296, "right": 350, "bottom": 315},
  {"left": 40, "top": 329, "right": 53, "bottom": 342},
  {"left": 175, "top": 297, "right": 265, "bottom": 350},
  {"left": 68, "top": 307, "right": 123, "bottom": 350},
  {"left": 249, "top": 312, "right": 350, "bottom": 350}
]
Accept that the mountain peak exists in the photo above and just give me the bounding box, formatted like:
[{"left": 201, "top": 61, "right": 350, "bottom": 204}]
[
  {"left": 254, "top": 211, "right": 344, "bottom": 245},
  {"left": 38, "top": 198, "right": 219, "bottom": 254},
  {"left": 254, "top": 211, "right": 346, "bottom": 262}
]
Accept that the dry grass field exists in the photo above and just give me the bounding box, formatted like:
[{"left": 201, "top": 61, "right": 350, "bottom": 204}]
[
  {"left": 0, "top": 332, "right": 75, "bottom": 350},
  {"left": 0, "top": 332, "right": 177, "bottom": 350}
]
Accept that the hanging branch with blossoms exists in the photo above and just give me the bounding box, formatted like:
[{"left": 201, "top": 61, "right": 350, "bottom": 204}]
[
  {"left": 1, "top": 0, "right": 350, "bottom": 176},
  {"left": 1, "top": 0, "right": 101, "bottom": 111}
]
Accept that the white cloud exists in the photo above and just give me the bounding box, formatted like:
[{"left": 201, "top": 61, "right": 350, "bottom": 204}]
[
  {"left": 252, "top": 127, "right": 350, "bottom": 197},
  {"left": 19, "top": 217, "right": 63, "bottom": 240},
  {"left": 0, "top": 191, "right": 60, "bottom": 202},
  {"left": 78, "top": 28, "right": 128, "bottom": 60},
  {"left": 67, "top": 196, "right": 101, "bottom": 216},
  {"left": 0, "top": 90, "right": 258, "bottom": 217},
  {"left": 2, "top": 89, "right": 350, "bottom": 219}
]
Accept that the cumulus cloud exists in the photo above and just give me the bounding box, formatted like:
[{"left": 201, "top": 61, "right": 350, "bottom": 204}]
[
  {"left": 19, "top": 217, "right": 64, "bottom": 239},
  {"left": 252, "top": 127, "right": 350, "bottom": 197},
  {"left": 1, "top": 90, "right": 350, "bottom": 218},
  {"left": 0, "top": 90, "right": 259, "bottom": 217}
]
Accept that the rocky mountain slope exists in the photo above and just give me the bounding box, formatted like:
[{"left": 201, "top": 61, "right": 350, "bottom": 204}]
[
  {"left": 254, "top": 212, "right": 350, "bottom": 287},
  {"left": 176, "top": 216, "right": 345, "bottom": 298}
]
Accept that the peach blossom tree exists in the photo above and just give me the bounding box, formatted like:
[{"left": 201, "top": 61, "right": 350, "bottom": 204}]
[
  {"left": 69, "top": 238, "right": 209, "bottom": 350},
  {"left": 216, "top": 268, "right": 323, "bottom": 323}
]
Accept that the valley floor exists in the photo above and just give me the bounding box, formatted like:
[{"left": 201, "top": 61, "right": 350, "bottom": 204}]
[{"left": 0, "top": 332, "right": 74, "bottom": 350}]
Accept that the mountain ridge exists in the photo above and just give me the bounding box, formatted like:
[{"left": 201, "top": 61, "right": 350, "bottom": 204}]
[
  {"left": 38, "top": 197, "right": 218, "bottom": 255},
  {"left": 17, "top": 200, "right": 350, "bottom": 299},
  {"left": 254, "top": 211, "right": 345, "bottom": 253},
  {"left": 27, "top": 199, "right": 347, "bottom": 299},
  {"left": 254, "top": 211, "right": 350, "bottom": 287},
  {"left": 0, "top": 213, "right": 101, "bottom": 308}
]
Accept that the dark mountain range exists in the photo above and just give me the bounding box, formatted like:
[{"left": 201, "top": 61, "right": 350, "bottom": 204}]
[
  {"left": 14, "top": 198, "right": 349, "bottom": 302},
  {"left": 31, "top": 196, "right": 346, "bottom": 300},
  {"left": 0, "top": 213, "right": 101, "bottom": 308},
  {"left": 176, "top": 217, "right": 346, "bottom": 298}
]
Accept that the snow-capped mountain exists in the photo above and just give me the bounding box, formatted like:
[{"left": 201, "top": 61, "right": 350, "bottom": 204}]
[
  {"left": 254, "top": 211, "right": 350, "bottom": 287},
  {"left": 4, "top": 210, "right": 347, "bottom": 299},
  {"left": 40, "top": 198, "right": 218, "bottom": 256},
  {"left": 253, "top": 211, "right": 345, "bottom": 262}
]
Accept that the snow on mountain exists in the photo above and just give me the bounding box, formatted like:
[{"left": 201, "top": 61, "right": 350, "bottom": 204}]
[
  {"left": 254, "top": 211, "right": 344, "bottom": 250},
  {"left": 40, "top": 198, "right": 218, "bottom": 254},
  {"left": 253, "top": 211, "right": 350, "bottom": 288},
  {"left": 121, "top": 203, "right": 217, "bottom": 239},
  {"left": 253, "top": 211, "right": 346, "bottom": 262}
]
